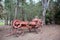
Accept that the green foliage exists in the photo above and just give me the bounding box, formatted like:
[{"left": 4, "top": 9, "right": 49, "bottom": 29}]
[
  {"left": 54, "top": 10, "right": 60, "bottom": 24},
  {"left": 0, "top": 22, "right": 4, "bottom": 26},
  {"left": 45, "top": 0, "right": 60, "bottom": 24},
  {"left": 53, "top": 0, "right": 60, "bottom": 24},
  {"left": 5, "top": 0, "right": 11, "bottom": 10},
  {"left": 22, "top": 1, "right": 42, "bottom": 21}
]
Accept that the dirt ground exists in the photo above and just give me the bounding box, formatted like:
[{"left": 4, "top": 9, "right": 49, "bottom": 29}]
[{"left": 0, "top": 25, "right": 60, "bottom": 40}]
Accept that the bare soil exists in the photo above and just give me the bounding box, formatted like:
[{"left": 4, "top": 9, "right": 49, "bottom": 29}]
[{"left": 0, "top": 25, "right": 60, "bottom": 40}]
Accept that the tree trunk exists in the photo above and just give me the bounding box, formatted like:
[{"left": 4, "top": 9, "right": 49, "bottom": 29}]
[
  {"left": 14, "top": 0, "right": 20, "bottom": 20},
  {"left": 41, "top": 0, "right": 50, "bottom": 25},
  {"left": 21, "top": 1, "right": 25, "bottom": 21},
  {"left": 42, "top": 8, "right": 46, "bottom": 25},
  {"left": 5, "top": 14, "right": 8, "bottom": 25},
  {"left": 14, "top": 0, "right": 18, "bottom": 19},
  {"left": 14, "top": 6, "right": 17, "bottom": 19},
  {"left": 22, "top": 7, "right": 25, "bottom": 21}
]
